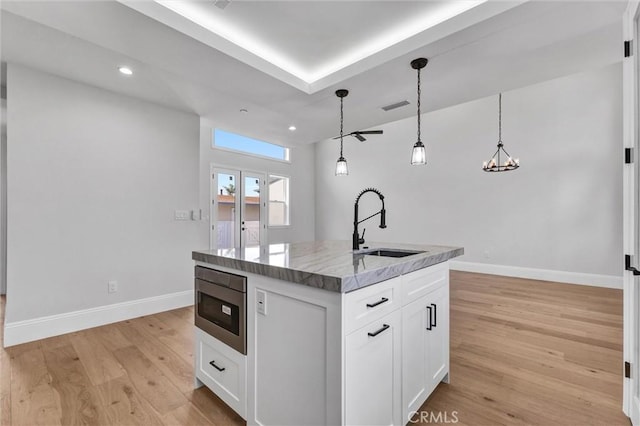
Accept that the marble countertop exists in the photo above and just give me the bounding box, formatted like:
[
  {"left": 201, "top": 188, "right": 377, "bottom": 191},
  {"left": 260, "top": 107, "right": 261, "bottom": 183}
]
[{"left": 192, "top": 240, "right": 463, "bottom": 293}]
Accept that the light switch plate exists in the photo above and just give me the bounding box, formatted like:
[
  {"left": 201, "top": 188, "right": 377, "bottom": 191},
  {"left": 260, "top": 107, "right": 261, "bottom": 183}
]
[{"left": 174, "top": 210, "right": 189, "bottom": 220}]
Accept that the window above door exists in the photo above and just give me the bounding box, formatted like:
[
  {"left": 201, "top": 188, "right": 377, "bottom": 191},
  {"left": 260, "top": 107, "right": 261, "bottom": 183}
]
[{"left": 213, "top": 129, "right": 290, "bottom": 162}]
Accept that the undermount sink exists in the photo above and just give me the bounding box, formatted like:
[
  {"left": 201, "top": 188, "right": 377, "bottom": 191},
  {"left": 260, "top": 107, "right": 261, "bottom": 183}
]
[{"left": 359, "top": 248, "right": 426, "bottom": 258}]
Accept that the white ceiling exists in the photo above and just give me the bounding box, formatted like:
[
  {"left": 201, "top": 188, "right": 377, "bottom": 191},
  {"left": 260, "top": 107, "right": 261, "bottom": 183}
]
[
  {"left": 121, "top": 0, "right": 516, "bottom": 92},
  {"left": 0, "top": 1, "right": 627, "bottom": 148}
]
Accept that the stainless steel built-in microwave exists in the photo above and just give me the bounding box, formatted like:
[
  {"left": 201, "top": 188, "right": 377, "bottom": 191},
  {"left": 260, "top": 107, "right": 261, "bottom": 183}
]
[{"left": 194, "top": 266, "right": 247, "bottom": 355}]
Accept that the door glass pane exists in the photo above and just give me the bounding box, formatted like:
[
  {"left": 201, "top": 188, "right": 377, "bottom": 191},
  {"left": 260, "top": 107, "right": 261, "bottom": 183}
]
[
  {"left": 243, "top": 175, "right": 262, "bottom": 246},
  {"left": 216, "top": 173, "right": 236, "bottom": 249}
]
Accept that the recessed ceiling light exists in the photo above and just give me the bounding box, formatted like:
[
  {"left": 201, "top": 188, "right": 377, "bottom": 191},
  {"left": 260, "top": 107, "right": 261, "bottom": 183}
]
[
  {"left": 288, "top": 126, "right": 296, "bottom": 131},
  {"left": 118, "top": 66, "right": 133, "bottom": 75}
]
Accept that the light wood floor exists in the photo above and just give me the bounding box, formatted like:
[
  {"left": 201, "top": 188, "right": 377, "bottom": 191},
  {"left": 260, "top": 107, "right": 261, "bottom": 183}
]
[{"left": 0, "top": 271, "right": 629, "bottom": 425}]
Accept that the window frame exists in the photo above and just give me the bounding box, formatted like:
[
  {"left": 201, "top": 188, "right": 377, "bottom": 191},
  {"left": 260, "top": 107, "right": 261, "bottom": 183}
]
[{"left": 267, "top": 173, "right": 291, "bottom": 228}]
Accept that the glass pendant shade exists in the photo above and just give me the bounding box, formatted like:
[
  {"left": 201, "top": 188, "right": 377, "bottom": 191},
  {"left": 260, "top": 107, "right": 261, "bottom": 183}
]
[
  {"left": 411, "top": 141, "right": 426, "bottom": 165},
  {"left": 335, "top": 156, "right": 348, "bottom": 176}
]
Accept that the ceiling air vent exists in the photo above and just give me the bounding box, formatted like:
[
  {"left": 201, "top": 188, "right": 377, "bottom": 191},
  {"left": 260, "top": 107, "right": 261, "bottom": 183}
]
[
  {"left": 381, "top": 100, "right": 410, "bottom": 112},
  {"left": 214, "top": 0, "right": 231, "bottom": 9}
]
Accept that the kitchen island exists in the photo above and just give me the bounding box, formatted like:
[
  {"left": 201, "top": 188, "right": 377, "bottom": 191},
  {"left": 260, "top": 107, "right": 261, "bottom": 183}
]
[{"left": 192, "top": 240, "right": 463, "bottom": 426}]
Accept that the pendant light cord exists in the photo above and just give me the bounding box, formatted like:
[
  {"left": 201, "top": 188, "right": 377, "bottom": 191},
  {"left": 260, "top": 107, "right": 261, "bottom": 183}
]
[
  {"left": 417, "top": 67, "right": 422, "bottom": 143},
  {"left": 498, "top": 92, "right": 502, "bottom": 144},
  {"left": 340, "top": 96, "right": 344, "bottom": 157}
]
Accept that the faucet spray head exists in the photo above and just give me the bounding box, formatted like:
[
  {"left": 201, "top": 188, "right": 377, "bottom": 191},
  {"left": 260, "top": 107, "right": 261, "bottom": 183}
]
[{"left": 380, "top": 209, "right": 386, "bottom": 229}]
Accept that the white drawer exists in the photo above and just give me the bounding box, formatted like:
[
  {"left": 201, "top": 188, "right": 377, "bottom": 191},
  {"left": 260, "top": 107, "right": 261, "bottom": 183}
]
[
  {"left": 195, "top": 328, "right": 247, "bottom": 419},
  {"left": 344, "top": 276, "right": 401, "bottom": 334},
  {"left": 401, "top": 262, "right": 448, "bottom": 306}
]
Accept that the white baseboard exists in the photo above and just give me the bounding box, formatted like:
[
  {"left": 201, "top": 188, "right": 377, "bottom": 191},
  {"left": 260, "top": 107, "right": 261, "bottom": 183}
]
[
  {"left": 3, "top": 290, "right": 194, "bottom": 347},
  {"left": 449, "top": 260, "right": 623, "bottom": 290}
]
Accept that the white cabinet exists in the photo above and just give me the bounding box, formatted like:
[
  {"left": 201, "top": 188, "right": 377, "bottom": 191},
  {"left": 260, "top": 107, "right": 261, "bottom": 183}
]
[
  {"left": 426, "top": 283, "right": 449, "bottom": 388},
  {"left": 247, "top": 276, "right": 343, "bottom": 426},
  {"left": 345, "top": 309, "right": 402, "bottom": 426},
  {"left": 195, "top": 261, "right": 451, "bottom": 426},
  {"left": 402, "top": 295, "right": 431, "bottom": 417},
  {"left": 401, "top": 272, "right": 449, "bottom": 421},
  {"left": 195, "top": 327, "right": 247, "bottom": 419}
]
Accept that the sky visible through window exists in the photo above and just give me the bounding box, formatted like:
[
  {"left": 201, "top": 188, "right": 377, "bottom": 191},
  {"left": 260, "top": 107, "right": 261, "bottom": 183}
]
[
  {"left": 214, "top": 129, "right": 288, "bottom": 161},
  {"left": 217, "top": 174, "right": 260, "bottom": 198}
]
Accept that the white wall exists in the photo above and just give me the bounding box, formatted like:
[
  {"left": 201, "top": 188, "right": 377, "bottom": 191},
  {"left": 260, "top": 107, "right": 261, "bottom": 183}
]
[
  {"left": 5, "top": 65, "right": 206, "bottom": 331},
  {"left": 315, "top": 63, "right": 623, "bottom": 284},
  {"left": 199, "top": 120, "right": 315, "bottom": 245}
]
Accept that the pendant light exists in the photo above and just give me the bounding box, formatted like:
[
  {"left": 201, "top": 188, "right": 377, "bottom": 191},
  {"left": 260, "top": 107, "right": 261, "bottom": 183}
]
[
  {"left": 482, "top": 93, "right": 520, "bottom": 172},
  {"left": 335, "top": 89, "right": 349, "bottom": 176},
  {"left": 410, "top": 58, "right": 428, "bottom": 165}
]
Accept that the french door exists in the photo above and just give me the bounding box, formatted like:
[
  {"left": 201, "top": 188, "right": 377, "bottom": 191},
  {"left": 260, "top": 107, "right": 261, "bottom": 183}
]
[
  {"left": 624, "top": 1, "right": 640, "bottom": 423},
  {"left": 211, "top": 166, "right": 266, "bottom": 250}
]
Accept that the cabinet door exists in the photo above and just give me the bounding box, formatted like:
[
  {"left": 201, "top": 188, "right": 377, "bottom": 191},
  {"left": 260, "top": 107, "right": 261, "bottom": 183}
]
[
  {"left": 402, "top": 295, "right": 430, "bottom": 418},
  {"left": 426, "top": 283, "right": 449, "bottom": 391},
  {"left": 346, "top": 310, "right": 402, "bottom": 426},
  {"left": 402, "top": 282, "right": 450, "bottom": 421}
]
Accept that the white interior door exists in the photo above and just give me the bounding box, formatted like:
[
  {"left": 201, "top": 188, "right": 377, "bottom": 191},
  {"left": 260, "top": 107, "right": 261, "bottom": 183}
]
[
  {"left": 624, "top": 1, "right": 640, "bottom": 423},
  {"left": 211, "top": 166, "right": 266, "bottom": 250}
]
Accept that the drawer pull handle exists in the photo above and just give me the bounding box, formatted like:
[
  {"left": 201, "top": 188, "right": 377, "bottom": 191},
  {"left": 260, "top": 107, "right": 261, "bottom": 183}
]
[
  {"left": 209, "top": 360, "right": 225, "bottom": 372},
  {"left": 426, "top": 306, "right": 432, "bottom": 331},
  {"left": 368, "top": 324, "right": 390, "bottom": 337},
  {"left": 366, "top": 297, "right": 389, "bottom": 308},
  {"left": 431, "top": 303, "right": 437, "bottom": 328}
]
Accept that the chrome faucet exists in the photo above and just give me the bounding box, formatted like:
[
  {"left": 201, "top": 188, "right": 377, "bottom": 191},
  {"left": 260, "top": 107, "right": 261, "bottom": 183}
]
[{"left": 353, "top": 188, "right": 386, "bottom": 250}]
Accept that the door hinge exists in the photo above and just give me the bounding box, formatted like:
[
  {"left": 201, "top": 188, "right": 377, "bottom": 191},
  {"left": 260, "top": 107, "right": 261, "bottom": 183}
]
[
  {"left": 212, "top": 225, "right": 215, "bottom": 230},
  {"left": 625, "top": 255, "right": 640, "bottom": 275},
  {"left": 626, "top": 361, "right": 631, "bottom": 378},
  {"left": 625, "top": 40, "right": 633, "bottom": 58},
  {"left": 626, "top": 148, "right": 633, "bottom": 164}
]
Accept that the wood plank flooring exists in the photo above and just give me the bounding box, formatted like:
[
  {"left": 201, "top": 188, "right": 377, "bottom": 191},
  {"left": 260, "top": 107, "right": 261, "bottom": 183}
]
[
  {"left": 418, "top": 272, "right": 628, "bottom": 426},
  {"left": 0, "top": 271, "right": 629, "bottom": 425},
  {"left": 0, "top": 297, "right": 244, "bottom": 426}
]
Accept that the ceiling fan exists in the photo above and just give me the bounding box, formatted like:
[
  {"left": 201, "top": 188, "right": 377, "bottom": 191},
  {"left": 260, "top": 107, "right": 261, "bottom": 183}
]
[{"left": 333, "top": 130, "right": 383, "bottom": 142}]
